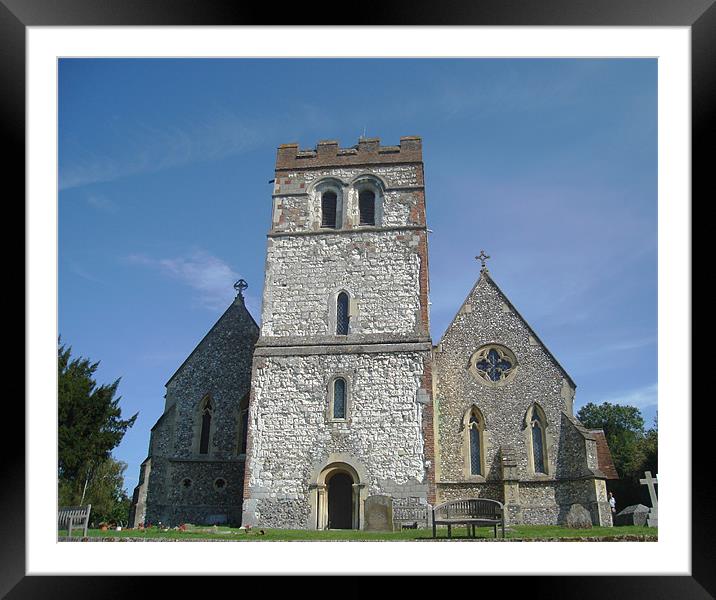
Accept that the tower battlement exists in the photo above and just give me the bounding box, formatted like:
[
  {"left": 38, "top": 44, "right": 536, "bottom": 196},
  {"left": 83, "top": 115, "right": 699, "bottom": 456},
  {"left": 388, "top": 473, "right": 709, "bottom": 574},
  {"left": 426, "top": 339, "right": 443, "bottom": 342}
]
[{"left": 276, "top": 136, "right": 422, "bottom": 170}]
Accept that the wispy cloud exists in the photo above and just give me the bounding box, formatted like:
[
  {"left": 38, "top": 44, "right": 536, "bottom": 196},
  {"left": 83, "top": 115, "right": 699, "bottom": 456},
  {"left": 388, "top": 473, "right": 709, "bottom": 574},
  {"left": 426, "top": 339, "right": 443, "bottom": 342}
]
[
  {"left": 59, "top": 103, "right": 336, "bottom": 191},
  {"left": 66, "top": 259, "right": 107, "bottom": 286},
  {"left": 599, "top": 382, "right": 658, "bottom": 409},
  {"left": 86, "top": 193, "right": 118, "bottom": 213},
  {"left": 60, "top": 109, "right": 270, "bottom": 190},
  {"left": 127, "top": 249, "right": 240, "bottom": 311}
]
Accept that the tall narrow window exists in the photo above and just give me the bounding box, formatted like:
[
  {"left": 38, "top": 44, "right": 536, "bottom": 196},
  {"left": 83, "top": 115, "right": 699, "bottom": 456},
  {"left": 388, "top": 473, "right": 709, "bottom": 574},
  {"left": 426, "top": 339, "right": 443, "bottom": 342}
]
[
  {"left": 199, "top": 397, "right": 212, "bottom": 455},
  {"left": 337, "top": 292, "right": 349, "bottom": 335},
  {"left": 333, "top": 378, "right": 346, "bottom": 419},
  {"left": 359, "top": 190, "right": 375, "bottom": 225},
  {"left": 321, "top": 191, "right": 338, "bottom": 228},
  {"left": 239, "top": 408, "right": 249, "bottom": 455},
  {"left": 469, "top": 415, "right": 482, "bottom": 475},
  {"left": 531, "top": 409, "right": 546, "bottom": 474}
]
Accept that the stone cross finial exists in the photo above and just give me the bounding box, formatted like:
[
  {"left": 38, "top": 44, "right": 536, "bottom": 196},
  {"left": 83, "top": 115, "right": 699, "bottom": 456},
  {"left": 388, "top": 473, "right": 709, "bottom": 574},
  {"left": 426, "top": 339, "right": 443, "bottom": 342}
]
[
  {"left": 234, "top": 279, "right": 248, "bottom": 299},
  {"left": 476, "top": 250, "right": 490, "bottom": 271},
  {"left": 639, "top": 471, "right": 658, "bottom": 509}
]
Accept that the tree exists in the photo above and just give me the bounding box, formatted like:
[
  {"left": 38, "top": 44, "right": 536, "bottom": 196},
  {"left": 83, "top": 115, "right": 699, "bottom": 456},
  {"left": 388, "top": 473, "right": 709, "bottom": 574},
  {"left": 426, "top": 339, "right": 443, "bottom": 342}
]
[
  {"left": 576, "top": 402, "right": 646, "bottom": 480},
  {"left": 85, "top": 458, "right": 132, "bottom": 526},
  {"left": 640, "top": 412, "right": 658, "bottom": 477},
  {"left": 58, "top": 341, "right": 137, "bottom": 507}
]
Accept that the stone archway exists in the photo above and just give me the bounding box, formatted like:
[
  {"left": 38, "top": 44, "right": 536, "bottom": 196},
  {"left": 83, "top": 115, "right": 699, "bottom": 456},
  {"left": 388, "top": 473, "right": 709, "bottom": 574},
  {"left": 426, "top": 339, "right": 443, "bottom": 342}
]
[{"left": 309, "top": 456, "right": 367, "bottom": 530}]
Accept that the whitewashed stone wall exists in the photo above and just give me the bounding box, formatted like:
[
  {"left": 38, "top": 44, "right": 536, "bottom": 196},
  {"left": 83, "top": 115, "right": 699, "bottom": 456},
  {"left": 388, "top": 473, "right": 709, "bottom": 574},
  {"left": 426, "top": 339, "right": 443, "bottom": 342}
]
[
  {"left": 245, "top": 351, "right": 430, "bottom": 528},
  {"left": 261, "top": 232, "right": 422, "bottom": 338}
]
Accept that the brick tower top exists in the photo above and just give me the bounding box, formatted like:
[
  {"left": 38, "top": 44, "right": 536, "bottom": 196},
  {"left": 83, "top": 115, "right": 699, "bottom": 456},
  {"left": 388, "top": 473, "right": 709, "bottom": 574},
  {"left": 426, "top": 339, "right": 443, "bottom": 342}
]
[{"left": 275, "top": 136, "right": 422, "bottom": 171}]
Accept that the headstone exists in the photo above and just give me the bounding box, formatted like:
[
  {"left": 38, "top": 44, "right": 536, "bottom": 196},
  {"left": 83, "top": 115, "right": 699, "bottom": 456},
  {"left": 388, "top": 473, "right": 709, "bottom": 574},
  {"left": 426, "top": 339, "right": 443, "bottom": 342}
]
[
  {"left": 563, "top": 503, "right": 593, "bottom": 529},
  {"left": 392, "top": 496, "right": 430, "bottom": 529},
  {"left": 364, "top": 495, "right": 394, "bottom": 531},
  {"left": 639, "top": 471, "right": 658, "bottom": 527},
  {"left": 614, "top": 504, "right": 650, "bottom": 527}
]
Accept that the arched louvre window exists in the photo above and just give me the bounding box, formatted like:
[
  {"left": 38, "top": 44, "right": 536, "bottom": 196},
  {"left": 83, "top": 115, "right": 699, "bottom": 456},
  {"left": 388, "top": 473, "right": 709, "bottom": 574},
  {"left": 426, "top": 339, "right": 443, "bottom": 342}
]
[
  {"left": 321, "top": 191, "right": 338, "bottom": 228},
  {"left": 358, "top": 190, "right": 375, "bottom": 225},
  {"left": 469, "top": 414, "right": 482, "bottom": 476},
  {"left": 333, "top": 378, "right": 346, "bottom": 419},
  {"left": 199, "top": 397, "right": 213, "bottom": 455},
  {"left": 531, "top": 409, "right": 546, "bottom": 474},
  {"left": 337, "top": 292, "right": 349, "bottom": 335}
]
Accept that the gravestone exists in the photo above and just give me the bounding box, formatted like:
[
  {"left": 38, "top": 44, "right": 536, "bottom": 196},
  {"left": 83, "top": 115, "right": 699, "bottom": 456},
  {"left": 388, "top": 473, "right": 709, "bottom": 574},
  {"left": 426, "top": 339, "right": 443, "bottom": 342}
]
[
  {"left": 364, "top": 495, "right": 394, "bottom": 531},
  {"left": 639, "top": 471, "right": 658, "bottom": 527},
  {"left": 615, "top": 504, "right": 650, "bottom": 527},
  {"left": 563, "top": 503, "right": 593, "bottom": 529},
  {"left": 393, "top": 496, "right": 430, "bottom": 529}
]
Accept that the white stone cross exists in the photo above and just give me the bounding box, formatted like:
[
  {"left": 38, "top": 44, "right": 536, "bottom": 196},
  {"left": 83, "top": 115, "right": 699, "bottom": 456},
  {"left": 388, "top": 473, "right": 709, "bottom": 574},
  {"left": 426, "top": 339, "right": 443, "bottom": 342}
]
[{"left": 639, "top": 471, "right": 659, "bottom": 509}]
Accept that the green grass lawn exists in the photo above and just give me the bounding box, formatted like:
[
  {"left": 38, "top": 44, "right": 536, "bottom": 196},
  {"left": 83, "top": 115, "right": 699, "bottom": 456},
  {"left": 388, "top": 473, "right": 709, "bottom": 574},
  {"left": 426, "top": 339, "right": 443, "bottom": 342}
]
[{"left": 62, "top": 524, "right": 656, "bottom": 542}]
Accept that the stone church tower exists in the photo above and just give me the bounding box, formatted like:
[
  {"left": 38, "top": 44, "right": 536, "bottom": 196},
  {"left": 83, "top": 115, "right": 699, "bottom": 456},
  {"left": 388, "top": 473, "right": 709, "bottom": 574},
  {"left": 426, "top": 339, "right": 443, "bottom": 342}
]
[{"left": 241, "top": 137, "right": 435, "bottom": 529}]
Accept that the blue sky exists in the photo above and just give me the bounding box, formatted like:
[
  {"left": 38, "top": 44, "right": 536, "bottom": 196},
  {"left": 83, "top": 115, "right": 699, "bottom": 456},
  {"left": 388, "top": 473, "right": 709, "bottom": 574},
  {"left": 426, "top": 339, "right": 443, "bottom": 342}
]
[{"left": 58, "top": 58, "right": 657, "bottom": 493}]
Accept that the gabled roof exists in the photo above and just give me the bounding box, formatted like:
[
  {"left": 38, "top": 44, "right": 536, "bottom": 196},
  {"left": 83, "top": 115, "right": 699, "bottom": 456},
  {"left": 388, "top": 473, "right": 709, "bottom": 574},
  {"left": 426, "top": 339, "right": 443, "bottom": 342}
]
[
  {"left": 164, "top": 296, "right": 259, "bottom": 387},
  {"left": 590, "top": 429, "right": 620, "bottom": 480},
  {"left": 438, "top": 269, "right": 576, "bottom": 389}
]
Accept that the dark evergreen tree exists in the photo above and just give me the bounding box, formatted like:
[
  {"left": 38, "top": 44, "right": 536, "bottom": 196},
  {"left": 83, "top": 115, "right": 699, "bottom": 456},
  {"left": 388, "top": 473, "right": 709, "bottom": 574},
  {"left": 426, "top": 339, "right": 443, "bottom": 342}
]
[{"left": 58, "top": 340, "right": 137, "bottom": 508}]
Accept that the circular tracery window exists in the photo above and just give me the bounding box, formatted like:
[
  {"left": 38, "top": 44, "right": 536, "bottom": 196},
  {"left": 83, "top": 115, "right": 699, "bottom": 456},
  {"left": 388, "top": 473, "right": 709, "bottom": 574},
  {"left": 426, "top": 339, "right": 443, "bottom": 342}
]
[{"left": 469, "top": 345, "right": 517, "bottom": 386}]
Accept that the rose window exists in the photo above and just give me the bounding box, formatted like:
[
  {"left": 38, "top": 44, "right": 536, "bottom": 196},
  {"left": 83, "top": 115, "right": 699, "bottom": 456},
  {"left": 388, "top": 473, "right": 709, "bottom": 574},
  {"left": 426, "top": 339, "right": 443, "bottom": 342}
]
[{"left": 470, "top": 345, "right": 517, "bottom": 385}]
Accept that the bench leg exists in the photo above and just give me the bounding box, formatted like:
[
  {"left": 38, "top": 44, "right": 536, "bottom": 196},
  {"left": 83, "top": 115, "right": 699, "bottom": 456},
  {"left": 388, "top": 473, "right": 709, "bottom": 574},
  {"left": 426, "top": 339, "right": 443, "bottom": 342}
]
[
  {"left": 447, "top": 524, "right": 452, "bottom": 539},
  {"left": 471, "top": 524, "right": 475, "bottom": 538},
  {"left": 432, "top": 521, "right": 436, "bottom": 538},
  {"left": 501, "top": 521, "right": 505, "bottom": 539},
  {"left": 493, "top": 524, "right": 497, "bottom": 538}
]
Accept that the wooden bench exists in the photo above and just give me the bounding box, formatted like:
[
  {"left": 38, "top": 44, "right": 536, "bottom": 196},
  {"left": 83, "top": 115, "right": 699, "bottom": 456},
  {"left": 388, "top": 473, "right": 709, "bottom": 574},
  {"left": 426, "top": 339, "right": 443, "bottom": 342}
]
[
  {"left": 432, "top": 498, "right": 505, "bottom": 539},
  {"left": 58, "top": 505, "right": 91, "bottom": 538}
]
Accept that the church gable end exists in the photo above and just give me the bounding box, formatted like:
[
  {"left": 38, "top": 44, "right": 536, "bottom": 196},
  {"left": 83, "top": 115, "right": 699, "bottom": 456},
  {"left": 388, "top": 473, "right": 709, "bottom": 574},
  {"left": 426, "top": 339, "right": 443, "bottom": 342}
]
[
  {"left": 434, "top": 267, "right": 612, "bottom": 527},
  {"left": 134, "top": 292, "right": 260, "bottom": 527}
]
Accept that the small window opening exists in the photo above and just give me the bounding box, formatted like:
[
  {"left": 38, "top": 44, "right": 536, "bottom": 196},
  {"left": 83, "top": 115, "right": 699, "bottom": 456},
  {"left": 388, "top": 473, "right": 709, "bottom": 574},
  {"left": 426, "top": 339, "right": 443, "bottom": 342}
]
[
  {"left": 333, "top": 378, "right": 346, "bottom": 419},
  {"left": 322, "top": 191, "right": 338, "bottom": 228},
  {"left": 359, "top": 190, "right": 375, "bottom": 226},
  {"left": 337, "top": 292, "right": 349, "bottom": 335}
]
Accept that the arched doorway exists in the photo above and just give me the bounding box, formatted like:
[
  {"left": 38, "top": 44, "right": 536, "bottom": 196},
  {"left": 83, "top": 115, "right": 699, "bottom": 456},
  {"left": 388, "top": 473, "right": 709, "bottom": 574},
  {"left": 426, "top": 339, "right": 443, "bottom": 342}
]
[
  {"left": 327, "top": 472, "right": 353, "bottom": 529},
  {"left": 311, "top": 459, "right": 366, "bottom": 530}
]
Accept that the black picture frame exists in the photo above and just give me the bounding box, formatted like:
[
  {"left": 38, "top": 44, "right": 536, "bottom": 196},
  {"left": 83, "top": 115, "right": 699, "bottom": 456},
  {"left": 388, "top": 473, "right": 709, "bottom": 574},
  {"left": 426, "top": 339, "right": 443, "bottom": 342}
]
[{"left": 7, "top": 0, "right": 708, "bottom": 595}]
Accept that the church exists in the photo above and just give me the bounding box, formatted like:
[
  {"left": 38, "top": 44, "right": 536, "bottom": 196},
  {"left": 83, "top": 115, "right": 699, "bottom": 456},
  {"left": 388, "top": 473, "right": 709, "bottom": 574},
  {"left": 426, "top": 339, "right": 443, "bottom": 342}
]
[{"left": 129, "top": 136, "right": 617, "bottom": 531}]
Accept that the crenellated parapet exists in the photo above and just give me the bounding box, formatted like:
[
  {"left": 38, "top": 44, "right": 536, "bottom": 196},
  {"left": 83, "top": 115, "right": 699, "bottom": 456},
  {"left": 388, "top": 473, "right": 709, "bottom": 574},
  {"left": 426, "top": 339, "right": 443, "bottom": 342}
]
[{"left": 276, "top": 136, "right": 422, "bottom": 170}]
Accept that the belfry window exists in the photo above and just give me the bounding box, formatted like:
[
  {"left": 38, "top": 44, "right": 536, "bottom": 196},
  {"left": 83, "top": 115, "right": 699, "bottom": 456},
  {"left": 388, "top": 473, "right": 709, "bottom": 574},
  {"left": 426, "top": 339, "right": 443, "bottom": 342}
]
[
  {"left": 337, "top": 292, "right": 350, "bottom": 335},
  {"left": 359, "top": 190, "right": 375, "bottom": 226},
  {"left": 321, "top": 191, "right": 338, "bottom": 228},
  {"left": 333, "top": 378, "right": 346, "bottom": 419},
  {"left": 199, "top": 397, "right": 213, "bottom": 455}
]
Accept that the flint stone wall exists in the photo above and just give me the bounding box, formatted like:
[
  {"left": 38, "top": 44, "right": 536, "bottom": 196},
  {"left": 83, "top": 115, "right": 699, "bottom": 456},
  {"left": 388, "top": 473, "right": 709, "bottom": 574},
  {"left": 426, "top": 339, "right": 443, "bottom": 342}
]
[
  {"left": 261, "top": 232, "right": 423, "bottom": 338},
  {"left": 433, "top": 273, "right": 611, "bottom": 525},
  {"left": 140, "top": 298, "right": 259, "bottom": 527},
  {"left": 434, "top": 274, "right": 575, "bottom": 483},
  {"left": 244, "top": 351, "right": 430, "bottom": 528}
]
